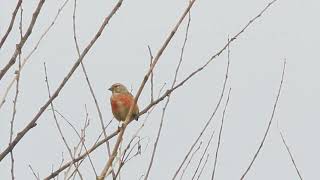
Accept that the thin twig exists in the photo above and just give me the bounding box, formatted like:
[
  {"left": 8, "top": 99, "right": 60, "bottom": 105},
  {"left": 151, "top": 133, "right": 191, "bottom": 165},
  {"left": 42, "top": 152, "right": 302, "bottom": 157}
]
[
  {"left": 148, "top": 46, "right": 154, "bottom": 102},
  {"left": 0, "top": 0, "right": 22, "bottom": 49},
  {"left": 279, "top": 131, "right": 303, "bottom": 180},
  {"left": 276, "top": 91, "right": 303, "bottom": 180},
  {"left": 9, "top": 151, "right": 14, "bottom": 180},
  {"left": 0, "top": 0, "right": 124, "bottom": 161},
  {"left": 211, "top": 88, "right": 231, "bottom": 180},
  {"left": 211, "top": 37, "right": 231, "bottom": 180},
  {"left": 28, "top": 164, "right": 40, "bottom": 180},
  {"left": 240, "top": 60, "right": 286, "bottom": 179},
  {"left": 9, "top": 6, "right": 23, "bottom": 180},
  {"left": 57, "top": 152, "right": 65, "bottom": 180}
]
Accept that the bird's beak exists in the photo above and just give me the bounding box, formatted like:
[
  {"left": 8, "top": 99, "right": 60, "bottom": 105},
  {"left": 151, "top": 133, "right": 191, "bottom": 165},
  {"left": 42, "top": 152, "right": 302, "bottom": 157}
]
[{"left": 108, "top": 87, "right": 112, "bottom": 91}]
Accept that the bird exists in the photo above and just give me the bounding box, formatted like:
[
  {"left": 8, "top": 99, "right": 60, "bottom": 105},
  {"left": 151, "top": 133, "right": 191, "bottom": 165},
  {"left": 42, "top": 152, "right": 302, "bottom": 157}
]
[{"left": 108, "top": 83, "right": 139, "bottom": 122}]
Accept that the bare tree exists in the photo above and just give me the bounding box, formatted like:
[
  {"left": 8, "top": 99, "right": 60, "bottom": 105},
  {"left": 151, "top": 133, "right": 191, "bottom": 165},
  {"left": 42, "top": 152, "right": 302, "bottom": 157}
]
[{"left": 0, "top": 0, "right": 302, "bottom": 180}]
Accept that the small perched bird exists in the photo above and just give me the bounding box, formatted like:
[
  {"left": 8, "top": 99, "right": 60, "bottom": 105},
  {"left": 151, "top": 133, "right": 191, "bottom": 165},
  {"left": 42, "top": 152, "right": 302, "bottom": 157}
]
[{"left": 108, "top": 83, "right": 139, "bottom": 122}]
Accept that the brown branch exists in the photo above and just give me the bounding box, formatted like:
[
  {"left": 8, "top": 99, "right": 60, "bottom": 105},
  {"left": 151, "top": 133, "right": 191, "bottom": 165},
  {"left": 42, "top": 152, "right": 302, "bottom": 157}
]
[
  {"left": 240, "top": 60, "right": 286, "bottom": 179},
  {"left": 276, "top": 95, "right": 303, "bottom": 180},
  {"left": 9, "top": 151, "right": 14, "bottom": 180},
  {"left": 211, "top": 88, "right": 231, "bottom": 180},
  {"left": 147, "top": 46, "right": 154, "bottom": 102},
  {"left": 211, "top": 37, "right": 231, "bottom": 180},
  {"left": 0, "top": 0, "right": 124, "bottom": 161},
  {"left": 279, "top": 131, "right": 303, "bottom": 180},
  {"left": 0, "top": 0, "right": 22, "bottom": 49},
  {"left": 0, "top": 0, "right": 46, "bottom": 81},
  {"left": 9, "top": 6, "right": 23, "bottom": 180},
  {"left": 98, "top": 1, "right": 197, "bottom": 179}
]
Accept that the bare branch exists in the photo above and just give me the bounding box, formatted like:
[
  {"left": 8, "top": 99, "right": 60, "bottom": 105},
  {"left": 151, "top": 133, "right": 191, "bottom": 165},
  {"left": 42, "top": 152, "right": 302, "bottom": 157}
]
[
  {"left": 0, "top": 0, "right": 22, "bottom": 49},
  {"left": 147, "top": 46, "right": 154, "bottom": 102},
  {"left": 211, "top": 88, "right": 231, "bottom": 180},
  {"left": 240, "top": 60, "right": 286, "bottom": 179},
  {"left": 28, "top": 164, "right": 40, "bottom": 180},
  {"left": 276, "top": 85, "right": 303, "bottom": 180},
  {"left": 279, "top": 131, "right": 303, "bottom": 180},
  {"left": 9, "top": 6, "right": 23, "bottom": 180},
  {"left": 211, "top": 37, "right": 231, "bottom": 180}
]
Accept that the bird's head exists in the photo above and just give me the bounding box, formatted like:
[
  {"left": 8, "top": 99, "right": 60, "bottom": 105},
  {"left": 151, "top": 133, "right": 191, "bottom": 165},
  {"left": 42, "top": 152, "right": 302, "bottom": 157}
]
[{"left": 108, "top": 83, "right": 129, "bottom": 94}]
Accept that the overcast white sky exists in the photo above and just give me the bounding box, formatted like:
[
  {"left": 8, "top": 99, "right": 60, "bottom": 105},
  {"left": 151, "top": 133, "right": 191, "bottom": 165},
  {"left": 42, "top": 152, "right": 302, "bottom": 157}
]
[{"left": 0, "top": 0, "right": 319, "bottom": 179}]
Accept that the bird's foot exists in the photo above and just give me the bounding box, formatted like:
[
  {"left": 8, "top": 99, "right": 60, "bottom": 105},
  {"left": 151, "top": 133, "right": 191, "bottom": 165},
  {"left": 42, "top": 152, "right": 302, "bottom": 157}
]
[{"left": 117, "top": 121, "right": 124, "bottom": 130}]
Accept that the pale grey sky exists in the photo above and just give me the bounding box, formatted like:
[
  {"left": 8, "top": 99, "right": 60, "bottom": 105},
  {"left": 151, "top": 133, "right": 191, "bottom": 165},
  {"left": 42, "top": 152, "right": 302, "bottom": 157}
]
[{"left": 0, "top": 0, "right": 319, "bottom": 179}]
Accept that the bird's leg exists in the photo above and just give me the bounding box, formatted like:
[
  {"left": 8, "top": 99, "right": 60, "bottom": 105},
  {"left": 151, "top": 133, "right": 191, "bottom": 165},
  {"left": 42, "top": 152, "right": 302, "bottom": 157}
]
[{"left": 117, "top": 121, "right": 124, "bottom": 130}]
